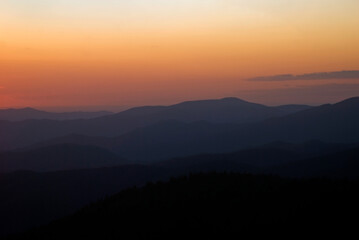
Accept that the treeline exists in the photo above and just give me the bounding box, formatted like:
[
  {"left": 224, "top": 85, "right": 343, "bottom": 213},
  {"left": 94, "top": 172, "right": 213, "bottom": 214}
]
[{"left": 10, "top": 172, "right": 359, "bottom": 239}]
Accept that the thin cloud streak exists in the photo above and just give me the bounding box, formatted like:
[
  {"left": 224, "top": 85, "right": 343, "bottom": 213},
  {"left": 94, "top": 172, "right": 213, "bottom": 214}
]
[
  {"left": 248, "top": 71, "right": 359, "bottom": 81},
  {"left": 237, "top": 83, "right": 359, "bottom": 105}
]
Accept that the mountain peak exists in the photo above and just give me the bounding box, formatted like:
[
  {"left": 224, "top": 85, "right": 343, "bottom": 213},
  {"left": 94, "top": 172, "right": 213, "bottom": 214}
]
[
  {"left": 220, "top": 97, "right": 240, "bottom": 101},
  {"left": 219, "top": 97, "right": 250, "bottom": 103}
]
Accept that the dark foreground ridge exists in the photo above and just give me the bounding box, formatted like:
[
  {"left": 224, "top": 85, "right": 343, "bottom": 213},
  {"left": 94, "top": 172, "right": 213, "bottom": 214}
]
[
  {"left": 1, "top": 141, "right": 359, "bottom": 237},
  {"left": 10, "top": 172, "right": 359, "bottom": 239}
]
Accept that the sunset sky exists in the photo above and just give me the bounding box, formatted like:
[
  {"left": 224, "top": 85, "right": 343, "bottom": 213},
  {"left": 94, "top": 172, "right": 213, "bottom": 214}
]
[{"left": 1, "top": 0, "right": 359, "bottom": 110}]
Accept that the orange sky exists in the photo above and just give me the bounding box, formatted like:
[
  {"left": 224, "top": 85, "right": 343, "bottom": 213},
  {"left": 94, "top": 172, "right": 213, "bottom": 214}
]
[{"left": 1, "top": 0, "right": 359, "bottom": 110}]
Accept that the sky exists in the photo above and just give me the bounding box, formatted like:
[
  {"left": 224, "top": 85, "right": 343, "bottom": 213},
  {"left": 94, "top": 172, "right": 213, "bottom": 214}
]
[{"left": 0, "top": 0, "right": 359, "bottom": 110}]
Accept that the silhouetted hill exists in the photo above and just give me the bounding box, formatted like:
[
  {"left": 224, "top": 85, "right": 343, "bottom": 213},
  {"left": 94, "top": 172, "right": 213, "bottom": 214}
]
[
  {"left": 0, "top": 108, "right": 112, "bottom": 121},
  {"left": 0, "top": 144, "right": 124, "bottom": 172},
  {"left": 11, "top": 173, "right": 359, "bottom": 239},
  {"left": 2, "top": 142, "right": 359, "bottom": 237},
  {"left": 273, "top": 147, "right": 359, "bottom": 178},
  {"left": 0, "top": 165, "right": 166, "bottom": 237},
  {"left": 109, "top": 97, "right": 309, "bottom": 123},
  {"left": 0, "top": 97, "right": 311, "bottom": 151},
  {"left": 155, "top": 141, "right": 357, "bottom": 177}
]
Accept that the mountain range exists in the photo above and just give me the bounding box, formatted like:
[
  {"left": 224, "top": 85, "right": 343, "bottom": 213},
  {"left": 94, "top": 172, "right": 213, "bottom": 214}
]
[
  {"left": 1, "top": 96, "right": 359, "bottom": 237},
  {"left": 0, "top": 98, "right": 311, "bottom": 152},
  {"left": 1, "top": 97, "right": 359, "bottom": 162},
  {"left": 25, "top": 97, "right": 359, "bottom": 162}
]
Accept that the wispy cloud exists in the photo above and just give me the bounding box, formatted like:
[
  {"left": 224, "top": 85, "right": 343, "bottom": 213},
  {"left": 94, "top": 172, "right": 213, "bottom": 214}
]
[
  {"left": 236, "top": 83, "right": 359, "bottom": 105},
  {"left": 248, "top": 71, "right": 359, "bottom": 81}
]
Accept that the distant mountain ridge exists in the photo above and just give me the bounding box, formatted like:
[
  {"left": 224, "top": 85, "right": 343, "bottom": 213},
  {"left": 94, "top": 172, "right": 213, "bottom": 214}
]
[
  {"left": 0, "top": 107, "right": 113, "bottom": 121},
  {"left": 109, "top": 97, "right": 311, "bottom": 124},
  {"left": 75, "top": 97, "right": 359, "bottom": 162},
  {"left": 85, "top": 97, "right": 359, "bottom": 161},
  {"left": 0, "top": 97, "right": 312, "bottom": 151}
]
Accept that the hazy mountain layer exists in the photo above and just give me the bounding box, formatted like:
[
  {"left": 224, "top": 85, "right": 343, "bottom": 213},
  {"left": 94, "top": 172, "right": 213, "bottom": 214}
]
[
  {"left": 0, "top": 108, "right": 112, "bottom": 121},
  {"left": 0, "top": 97, "right": 311, "bottom": 151},
  {"left": 19, "top": 97, "right": 359, "bottom": 162},
  {"left": 0, "top": 144, "right": 124, "bottom": 173}
]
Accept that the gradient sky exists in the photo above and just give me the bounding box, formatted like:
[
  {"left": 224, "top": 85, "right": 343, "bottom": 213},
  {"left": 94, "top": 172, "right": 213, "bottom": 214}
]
[{"left": 1, "top": 0, "right": 359, "bottom": 110}]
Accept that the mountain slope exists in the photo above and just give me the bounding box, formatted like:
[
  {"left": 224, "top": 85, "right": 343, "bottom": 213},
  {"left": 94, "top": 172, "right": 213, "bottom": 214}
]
[
  {"left": 0, "top": 108, "right": 112, "bottom": 121},
  {"left": 273, "top": 147, "right": 359, "bottom": 178},
  {"left": 250, "top": 97, "right": 359, "bottom": 143},
  {"left": 153, "top": 141, "right": 357, "bottom": 176},
  {"left": 0, "top": 165, "right": 166, "bottom": 237},
  {"left": 12, "top": 173, "right": 359, "bottom": 239},
  {"left": 1, "top": 143, "right": 359, "bottom": 237},
  {"left": 0, "top": 144, "right": 124, "bottom": 172}
]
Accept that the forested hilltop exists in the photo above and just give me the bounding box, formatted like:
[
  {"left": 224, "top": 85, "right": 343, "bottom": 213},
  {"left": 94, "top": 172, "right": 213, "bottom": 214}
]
[{"left": 10, "top": 172, "right": 359, "bottom": 239}]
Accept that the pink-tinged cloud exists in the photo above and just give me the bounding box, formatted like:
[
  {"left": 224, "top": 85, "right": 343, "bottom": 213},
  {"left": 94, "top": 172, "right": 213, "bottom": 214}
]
[
  {"left": 248, "top": 71, "right": 359, "bottom": 81},
  {"left": 236, "top": 83, "right": 359, "bottom": 106}
]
